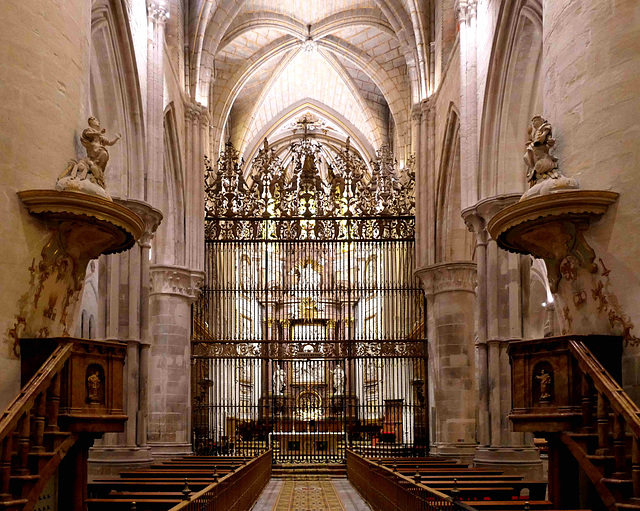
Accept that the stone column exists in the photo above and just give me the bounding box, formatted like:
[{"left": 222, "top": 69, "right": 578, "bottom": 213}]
[
  {"left": 89, "top": 200, "right": 161, "bottom": 476},
  {"left": 417, "top": 99, "right": 436, "bottom": 268},
  {"left": 146, "top": 1, "right": 168, "bottom": 208},
  {"left": 457, "top": 0, "right": 479, "bottom": 211},
  {"left": 148, "top": 265, "right": 203, "bottom": 457},
  {"left": 415, "top": 262, "right": 477, "bottom": 462},
  {"left": 184, "top": 103, "right": 207, "bottom": 273},
  {"left": 463, "top": 196, "right": 542, "bottom": 478}
]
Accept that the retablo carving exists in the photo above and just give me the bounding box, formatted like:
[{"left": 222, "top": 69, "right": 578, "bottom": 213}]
[{"left": 57, "top": 117, "right": 121, "bottom": 200}]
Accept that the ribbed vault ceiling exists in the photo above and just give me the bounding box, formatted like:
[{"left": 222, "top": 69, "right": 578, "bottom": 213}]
[{"left": 188, "top": 0, "right": 428, "bottom": 164}]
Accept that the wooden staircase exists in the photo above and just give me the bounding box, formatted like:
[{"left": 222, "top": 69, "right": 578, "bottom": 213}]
[
  {"left": 509, "top": 335, "right": 640, "bottom": 510},
  {"left": 0, "top": 338, "right": 127, "bottom": 511}
]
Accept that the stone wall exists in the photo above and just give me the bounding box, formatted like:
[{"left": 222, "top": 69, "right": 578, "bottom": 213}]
[{"left": 0, "top": 0, "right": 90, "bottom": 409}]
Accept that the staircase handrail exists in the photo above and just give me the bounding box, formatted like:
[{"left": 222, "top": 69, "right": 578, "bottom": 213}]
[
  {"left": 569, "top": 340, "right": 640, "bottom": 437},
  {"left": 0, "top": 342, "right": 72, "bottom": 444}
]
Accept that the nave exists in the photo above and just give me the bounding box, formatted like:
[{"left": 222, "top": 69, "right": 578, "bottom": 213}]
[
  {"left": 80, "top": 450, "right": 568, "bottom": 511},
  {"left": 251, "top": 478, "right": 371, "bottom": 511}
]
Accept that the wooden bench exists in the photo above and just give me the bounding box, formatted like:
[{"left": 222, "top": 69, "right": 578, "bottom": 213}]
[
  {"left": 419, "top": 475, "right": 525, "bottom": 481},
  {"left": 89, "top": 480, "right": 210, "bottom": 497},
  {"left": 118, "top": 469, "right": 234, "bottom": 479},
  {"left": 390, "top": 468, "right": 507, "bottom": 476},
  {"left": 466, "top": 501, "right": 553, "bottom": 510},
  {"left": 422, "top": 480, "right": 547, "bottom": 500},
  {"left": 86, "top": 497, "right": 182, "bottom": 511},
  {"left": 439, "top": 487, "right": 520, "bottom": 500}
]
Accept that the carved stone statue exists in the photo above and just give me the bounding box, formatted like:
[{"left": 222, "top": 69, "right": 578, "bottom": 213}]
[
  {"left": 333, "top": 366, "right": 345, "bottom": 396},
  {"left": 57, "top": 116, "right": 121, "bottom": 200},
  {"left": 273, "top": 365, "right": 286, "bottom": 395},
  {"left": 521, "top": 115, "right": 578, "bottom": 200},
  {"left": 536, "top": 369, "right": 552, "bottom": 401}
]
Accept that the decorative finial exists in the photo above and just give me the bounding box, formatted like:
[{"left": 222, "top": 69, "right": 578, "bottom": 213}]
[
  {"left": 181, "top": 478, "right": 191, "bottom": 500},
  {"left": 451, "top": 478, "right": 460, "bottom": 501}
]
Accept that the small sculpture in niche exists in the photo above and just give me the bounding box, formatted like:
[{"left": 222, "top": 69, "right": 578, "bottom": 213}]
[
  {"left": 332, "top": 365, "right": 345, "bottom": 396},
  {"left": 536, "top": 370, "right": 552, "bottom": 400},
  {"left": 533, "top": 361, "right": 554, "bottom": 404},
  {"left": 86, "top": 363, "right": 105, "bottom": 404},
  {"left": 273, "top": 364, "right": 285, "bottom": 395},
  {"left": 521, "top": 116, "right": 579, "bottom": 200},
  {"left": 57, "top": 117, "right": 121, "bottom": 200}
]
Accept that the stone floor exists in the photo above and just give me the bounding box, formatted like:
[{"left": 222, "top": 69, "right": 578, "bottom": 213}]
[{"left": 251, "top": 477, "right": 372, "bottom": 511}]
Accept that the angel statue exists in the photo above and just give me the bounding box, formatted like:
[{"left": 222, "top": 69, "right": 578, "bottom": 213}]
[
  {"left": 521, "top": 115, "right": 578, "bottom": 200},
  {"left": 57, "top": 116, "right": 121, "bottom": 200},
  {"left": 523, "top": 115, "right": 558, "bottom": 186}
]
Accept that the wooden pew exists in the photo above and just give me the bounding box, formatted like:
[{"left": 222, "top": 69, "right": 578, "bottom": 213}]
[
  {"left": 467, "top": 501, "right": 553, "bottom": 510},
  {"left": 89, "top": 479, "right": 210, "bottom": 497},
  {"left": 421, "top": 480, "right": 547, "bottom": 500},
  {"left": 419, "top": 475, "right": 525, "bottom": 481},
  {"left": 86, "top": 497, "right": 182, "bottom": 510},
  {"left": 439, "top": 487, "right": 520, "bottom": 500},
  {"left": 118, "top": 469, "right": 235, "bottom": 479}
]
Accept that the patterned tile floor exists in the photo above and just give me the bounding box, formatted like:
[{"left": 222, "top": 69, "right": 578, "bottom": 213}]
[{"left": 252, "top": 478, "right": 372, "bottom": 511}]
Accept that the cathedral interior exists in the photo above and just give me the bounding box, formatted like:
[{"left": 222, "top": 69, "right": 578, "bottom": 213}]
[{"left": 1, "top": 0, "right": 639, "bottom": 510}]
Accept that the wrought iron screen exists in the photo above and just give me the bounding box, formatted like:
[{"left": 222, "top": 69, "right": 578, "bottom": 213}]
[{"left": 192, "top": 138, "right": 428, "bottom": 462}]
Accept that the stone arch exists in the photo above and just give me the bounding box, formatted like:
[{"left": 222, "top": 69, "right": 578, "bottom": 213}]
[
  {"left": 242, "top": 99, "right": 378, "bottom": 168},
  {"left": 89, "top": 0, "right": 146, "bottom": 199},
  {"left": 154, "top": 103, "right": 187, "bottom": 267},
  {"left": 220, "top": 12, "right": 308, "bottom": 51},
  {"left": 478, "top": 0, "right": 543, "bottom": 199},
  {"left": 194, "top": 0, "right": 421, "bottom": 98},
  {"left": 76, "top": 261, "right": 99, "bottom": 339},
  {"left": 526, "top": 258, "right": 555, "bottom": 339},
  {"left": 435, "top": 104, "right": 473, "bottom": 262},
  {"left": 210, "top": 34, "right": 406, "bottom": 157},
  {"left": 235, "top": 50, "right": 384, "bottom": 156},
  {"left": 312, "top": 9, "right": 395, "bottom": 39}
]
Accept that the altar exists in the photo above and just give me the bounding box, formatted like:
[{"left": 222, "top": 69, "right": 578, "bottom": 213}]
[{"left": 269, "top": 431, "right": 347, "bottom": 457}]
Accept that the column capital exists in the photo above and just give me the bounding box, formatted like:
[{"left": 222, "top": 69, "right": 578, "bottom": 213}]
[
  {"left": 415, "top": 262, "right": 477, "bottom": 296},
  {"left": 411, "top": 104, "right": 423, "bottom": 124},
  {"left": 462, "top": 193, "right": 521, "bottom": 242},
  {"left": 148, "top": 2, "right": 169, "bottom": 24},
  {"left": 184, "top": 101, "right": 211, "bottom": 128},
  {"left": 456, "top": 0, "right": 478, "bottom": 23},
  {"left": 420, "top": 98, "right": 433, "bottom": 116},
  {"left": 150, "top": 265, "right": 204, "bottom": 303},
  {"left": 114, "top": 198, "right": 163, "bottom": 248}
]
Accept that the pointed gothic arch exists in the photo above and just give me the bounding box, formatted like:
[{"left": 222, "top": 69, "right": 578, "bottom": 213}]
[{"left": 478, "top": 0, "right": 543, "bottom": 199}]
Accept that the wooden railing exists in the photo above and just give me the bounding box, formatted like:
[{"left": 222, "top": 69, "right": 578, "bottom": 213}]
[
  {"left": 0, "top": 337, "right": 128, "bottom": 509},
  {"left": 0, "top": 342, "right": 73, "bottom": 506},
  {"left": 346, "top": 450, "right": 476, "bottom": 511},
  {"left": 569, "top": 339, "right": 640, "bottom": 496},
  {"left": 168, "top": 449, "right": 272, "bottom": 511}
]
